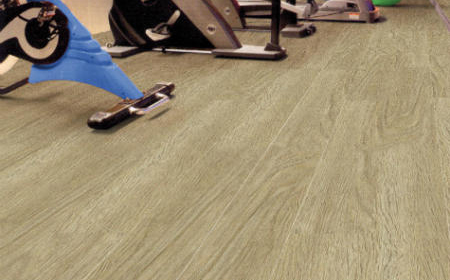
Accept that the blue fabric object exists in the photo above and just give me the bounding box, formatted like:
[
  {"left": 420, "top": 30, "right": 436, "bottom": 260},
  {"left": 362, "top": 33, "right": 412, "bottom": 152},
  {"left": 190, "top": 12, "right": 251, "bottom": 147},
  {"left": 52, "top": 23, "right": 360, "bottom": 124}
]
[{"left": 27, "top": 0, "right": 143, "bottom": 99}]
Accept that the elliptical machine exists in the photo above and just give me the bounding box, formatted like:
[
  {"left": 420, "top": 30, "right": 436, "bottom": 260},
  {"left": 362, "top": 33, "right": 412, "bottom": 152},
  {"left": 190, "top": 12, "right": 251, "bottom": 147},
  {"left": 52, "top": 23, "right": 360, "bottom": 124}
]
[
  {"left": 1, "top": 0, "right": 174, "bottom": 129},
  {"left": 210, "top": 0, "right": 317, "bottom": 37},
  {"left": 104, "top": 0, "right": 287, "bottom": 60},
  {"left": 235, "top": 0, "right": 380, "bottom": 23}
]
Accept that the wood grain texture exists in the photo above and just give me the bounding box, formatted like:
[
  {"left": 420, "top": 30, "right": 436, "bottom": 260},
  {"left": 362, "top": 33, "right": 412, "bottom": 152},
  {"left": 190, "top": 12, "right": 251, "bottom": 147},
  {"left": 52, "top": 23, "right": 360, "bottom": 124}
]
[{"left": 0, "top": 1, "right": 449, "bottom": 280}]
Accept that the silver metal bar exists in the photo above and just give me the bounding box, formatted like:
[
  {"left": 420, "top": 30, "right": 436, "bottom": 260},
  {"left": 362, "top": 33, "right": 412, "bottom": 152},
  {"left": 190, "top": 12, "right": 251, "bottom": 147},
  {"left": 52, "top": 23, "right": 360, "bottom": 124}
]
[
  {"left": 129, "top": 93, "right": 171, "bottom": 115},
  {"left": 152, "top": 48, "right": 213, "bottom": 54}
]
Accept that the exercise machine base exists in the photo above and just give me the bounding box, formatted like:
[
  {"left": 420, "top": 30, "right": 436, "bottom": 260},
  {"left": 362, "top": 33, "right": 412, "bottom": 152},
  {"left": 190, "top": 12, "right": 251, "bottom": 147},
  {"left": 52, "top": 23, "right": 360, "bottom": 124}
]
[
  {"left": 297, "top": 8, "right": 381, "bottom": 23},
  {"left": 281, "top": 23, "right": 316, "bottom": 38},
  {"left": 103, "top": 45, "right": 287, "bottom": 60},
  {"left": 102, "top": 46, "right": 144, "bottom": 58},
  {"left": 88, "top": 82, "right": 175, "bottom": 129},
  {"left": 213, "top": 44, "right": 286, "bottom": 60}
]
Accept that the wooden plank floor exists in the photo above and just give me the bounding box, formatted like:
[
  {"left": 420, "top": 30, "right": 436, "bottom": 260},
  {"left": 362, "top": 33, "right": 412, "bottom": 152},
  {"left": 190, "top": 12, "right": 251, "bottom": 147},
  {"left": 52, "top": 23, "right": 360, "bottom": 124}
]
[{"left": 1, "top": 1, "right": 449, "bottom": 280}]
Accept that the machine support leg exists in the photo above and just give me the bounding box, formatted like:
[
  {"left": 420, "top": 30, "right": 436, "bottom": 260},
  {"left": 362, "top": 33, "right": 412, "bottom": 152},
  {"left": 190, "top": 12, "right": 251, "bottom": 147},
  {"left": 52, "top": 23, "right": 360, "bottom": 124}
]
[
  {"left": 0, "top": 78, "right": 29, "bottom": 95},
  {"left": 271, "top": 0, "right": 281, "bottom": 47}
]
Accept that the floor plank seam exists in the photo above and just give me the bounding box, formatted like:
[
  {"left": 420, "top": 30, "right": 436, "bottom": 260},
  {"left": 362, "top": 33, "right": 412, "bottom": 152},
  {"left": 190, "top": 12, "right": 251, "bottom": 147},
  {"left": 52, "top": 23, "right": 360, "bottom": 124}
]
[
  {"left": 446, "top": 174, "right": 450, "bottom": 248},
  {"left": 267, "top": 99, "right": 350, "bottom": 280},
  {"left": 173, "top": 74, "right": 327, "bottom": 280}
]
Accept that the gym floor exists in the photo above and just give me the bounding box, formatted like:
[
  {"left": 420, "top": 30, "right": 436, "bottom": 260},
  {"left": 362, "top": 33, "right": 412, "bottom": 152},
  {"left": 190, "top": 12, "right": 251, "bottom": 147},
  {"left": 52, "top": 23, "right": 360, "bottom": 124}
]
[{"left": 1, "top": 1, "right": 449, "bottom": 279}]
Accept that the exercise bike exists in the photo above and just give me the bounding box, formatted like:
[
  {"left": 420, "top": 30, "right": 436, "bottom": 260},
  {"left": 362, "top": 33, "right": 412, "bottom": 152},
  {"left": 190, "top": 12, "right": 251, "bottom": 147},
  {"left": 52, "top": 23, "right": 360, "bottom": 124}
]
[
  {"left": 0, "top": 0, "right": 175, "bottom": 129},
  {"left": 104, "top": 0, "right": 287, "bottom": 60}
]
